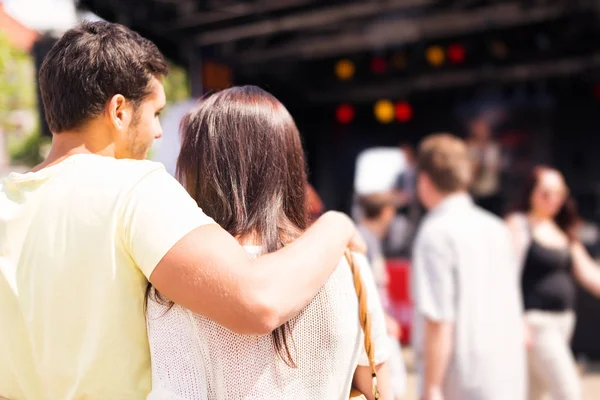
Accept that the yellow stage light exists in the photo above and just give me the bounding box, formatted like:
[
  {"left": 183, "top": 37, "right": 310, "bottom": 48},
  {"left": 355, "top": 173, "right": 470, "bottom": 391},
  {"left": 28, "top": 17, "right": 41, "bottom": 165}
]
[
  {"left": 426, "top": 45, "right": 445, "bottom": 66},
  {"left": 374, "top": 100, "right": 394, "bottom": 124},
  {"left": 335, "top": 59, "right": 355, "bottom": 80}
]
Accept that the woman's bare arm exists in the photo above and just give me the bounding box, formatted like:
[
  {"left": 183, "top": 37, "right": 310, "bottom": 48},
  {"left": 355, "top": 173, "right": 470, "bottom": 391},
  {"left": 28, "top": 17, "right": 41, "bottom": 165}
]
[
  {"left": 571, "top": 241, "right": 600, "bottom": 297},
  {"left": 150, "top": 211, "right": 364, "bottom": 335},
  {"left": 353, "top": 363, "right": 393, "bottom": 400}
]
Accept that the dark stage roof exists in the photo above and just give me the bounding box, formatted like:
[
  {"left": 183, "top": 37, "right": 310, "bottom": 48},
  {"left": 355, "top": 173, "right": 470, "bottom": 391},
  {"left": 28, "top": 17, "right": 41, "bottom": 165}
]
[
  {"left": 77, "top": 0, "right": 600, "bottom": 101},
  {"left": 77, "top": 1, "right": 585, "bottom": 64}
]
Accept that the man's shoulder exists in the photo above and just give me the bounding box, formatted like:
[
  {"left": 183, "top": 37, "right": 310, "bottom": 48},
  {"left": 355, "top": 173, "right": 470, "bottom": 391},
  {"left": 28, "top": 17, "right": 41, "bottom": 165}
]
[
  {"left": 471, "top": 206, "right": 508, "bottom": 232},
  {"left": 414, "top": 214, "right": 451, "bottom": 248},
  {"left": 419, "top": 204, "right": 508, "bottom": 239},
  {"left": 60, "top": 156, "right": 173, "bottom": 201},
  {"left": 419, "top": 208, "right": 459, "bottom": 235},
  {"left": 416, "top": 214, "right": 440, "bottom": 236},
  {"left": 80, "top": 157, "right": 168, "bottom": 186},
  {"left": 463, "top": 207, "right": 515, "bottom": 251},
  {"left": 95, "top": 157, "right": 165, "bottom": 176}
]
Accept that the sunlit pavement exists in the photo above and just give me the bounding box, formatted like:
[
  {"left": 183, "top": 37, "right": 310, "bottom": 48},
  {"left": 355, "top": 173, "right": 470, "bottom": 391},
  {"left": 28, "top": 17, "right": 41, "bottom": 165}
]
[{"left": 401, "top": 349, "right": 600, "bottom": 400}]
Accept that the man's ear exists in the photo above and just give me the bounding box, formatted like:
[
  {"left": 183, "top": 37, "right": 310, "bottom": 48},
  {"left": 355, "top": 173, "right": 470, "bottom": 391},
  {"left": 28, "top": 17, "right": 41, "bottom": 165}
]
[{"left": 107, "top": 94, "right": 133, "bottom": 132}]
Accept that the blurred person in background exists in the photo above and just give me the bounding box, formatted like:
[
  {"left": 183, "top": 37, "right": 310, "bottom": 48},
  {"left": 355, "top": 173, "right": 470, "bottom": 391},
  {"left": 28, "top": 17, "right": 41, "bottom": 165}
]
[
  {"left": 395, "top": 143, "right": 417, "bottom": 209},
  {"left": 386, "top": 143, "right": 421, "bottom": 258},
  {"left": 506, "top": 166, "right": 600, "bottom": 400},
  {"left": 357, "top": 192, "right": 407, "bottom": 399},
  {"left": 147, "top": 86, "right": 393, "bottom": 400},
  {"left": 467, "top": 118, "right": 503, "bottom": 216},
  {"left": 413, "top": 133, "right": 525, "bottom": 400},
  {"left": 357, "top": 192, "right": 396, "bottom": 303},
  {"left": 0, "top": 22, "right": 365, "bottom": 399}
]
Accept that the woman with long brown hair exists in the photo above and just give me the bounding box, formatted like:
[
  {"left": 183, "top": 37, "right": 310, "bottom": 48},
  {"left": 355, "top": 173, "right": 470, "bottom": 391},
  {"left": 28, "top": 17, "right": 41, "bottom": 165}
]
[
  {"left": 146, "top": 86, "right": 392, "bottom": 399},
  {"left": 506, "top": 166, "right": 600, "bottom": 400}
]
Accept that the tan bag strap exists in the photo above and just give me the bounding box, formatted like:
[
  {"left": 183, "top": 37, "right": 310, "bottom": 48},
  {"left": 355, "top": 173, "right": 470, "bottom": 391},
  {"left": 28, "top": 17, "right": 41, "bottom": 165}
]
[{"left": 345, "top": 249, "right": 380, "bottom": 400}]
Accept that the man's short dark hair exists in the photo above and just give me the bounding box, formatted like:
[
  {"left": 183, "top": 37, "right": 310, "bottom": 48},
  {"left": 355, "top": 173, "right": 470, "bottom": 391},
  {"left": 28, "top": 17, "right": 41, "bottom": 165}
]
[
  {"left": 358, "top": 193, "right": 395, "bottom": 220},
  {"left": 39, "top": 21, "right": 169, "bottom": 133},
  {"left": 417, "top": 133, "right": 473, "bottom": 193}
]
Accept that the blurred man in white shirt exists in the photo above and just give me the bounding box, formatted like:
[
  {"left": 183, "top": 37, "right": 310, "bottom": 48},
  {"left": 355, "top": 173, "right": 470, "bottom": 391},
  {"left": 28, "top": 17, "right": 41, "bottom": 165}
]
[{"left": 412, "top": 133, "right": 525, "bottom": 400}]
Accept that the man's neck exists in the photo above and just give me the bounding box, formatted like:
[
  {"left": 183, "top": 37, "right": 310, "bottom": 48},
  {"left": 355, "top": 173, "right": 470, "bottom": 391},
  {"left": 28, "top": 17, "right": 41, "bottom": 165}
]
[
  {"left": 32, "top": 125, "right": 115, "bottom": 172},
  {"left": 428, "top": 190, "right": 467, "bottom": 210}
]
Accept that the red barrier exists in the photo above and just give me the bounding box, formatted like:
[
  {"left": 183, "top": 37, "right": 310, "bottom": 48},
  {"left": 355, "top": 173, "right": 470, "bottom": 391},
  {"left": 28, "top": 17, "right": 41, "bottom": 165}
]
[{"left": 386, "top": 258, "right": 412, "bottom": 344}]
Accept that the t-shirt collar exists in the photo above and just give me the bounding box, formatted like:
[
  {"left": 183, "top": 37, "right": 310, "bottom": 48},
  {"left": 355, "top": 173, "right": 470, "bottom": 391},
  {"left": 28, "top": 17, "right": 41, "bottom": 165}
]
[{"left": 432, "top": 192, "right": 473, "bottom": 214}]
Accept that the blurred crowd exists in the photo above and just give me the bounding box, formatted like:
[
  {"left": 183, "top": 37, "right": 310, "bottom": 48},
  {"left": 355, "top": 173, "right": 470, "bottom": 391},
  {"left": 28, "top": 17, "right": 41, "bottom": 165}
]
[{"left": 352, "top": 125, "right": 600, "bottom": 399}]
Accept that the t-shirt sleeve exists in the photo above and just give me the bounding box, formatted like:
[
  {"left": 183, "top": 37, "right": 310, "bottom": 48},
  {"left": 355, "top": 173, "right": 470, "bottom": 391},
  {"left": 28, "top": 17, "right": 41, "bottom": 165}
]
[
  {"left": 353, "top": 253, "right": 391, "bottom": 367},
  {"left": 413, "top": 229, "right": 456, "bottom": 321},
  {"left": 119, "top": 167, "right": 215, "bottom": 279}
]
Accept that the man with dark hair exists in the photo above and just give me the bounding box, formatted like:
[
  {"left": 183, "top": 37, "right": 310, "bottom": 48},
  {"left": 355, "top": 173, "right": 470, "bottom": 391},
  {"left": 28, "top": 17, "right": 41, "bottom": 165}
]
[
  {"left": 412, "top": 133, "right": 525, "bottom": 400},
  {"left": 357, "top": 191, "right": 407, "bottom": 399},
  {"left": 387, "top": 142, "right": 421, "bottom": 258},
  {"left": 358, "top": 193, "right": 396, "bottom": 270},
  {"left": 0, "top": 22, "right": 362, "bottom": 398}
]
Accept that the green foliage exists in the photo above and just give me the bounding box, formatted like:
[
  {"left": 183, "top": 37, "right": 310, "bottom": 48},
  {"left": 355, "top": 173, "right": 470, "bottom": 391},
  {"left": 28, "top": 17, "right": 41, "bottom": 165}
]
[
  {"left": 0, "top": 32, "right": 40, "bottom": 166},
  {"left": 8, "top": 128, "right": 50, "bottom": 166},
  {"left": 0, "top": 33, "right": 36, "bottom": 117},
  {"left": 163, "top": 63, "right": 190, "bottom": 105}
]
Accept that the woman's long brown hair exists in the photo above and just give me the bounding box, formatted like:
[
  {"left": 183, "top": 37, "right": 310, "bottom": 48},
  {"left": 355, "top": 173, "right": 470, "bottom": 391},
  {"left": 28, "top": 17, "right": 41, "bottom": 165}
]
[
  {"left": 508, "top": 165, "right": 580, "bottom": 240},
  {"left": 176, "top": 85, "right": 308, "bottom": 367}
]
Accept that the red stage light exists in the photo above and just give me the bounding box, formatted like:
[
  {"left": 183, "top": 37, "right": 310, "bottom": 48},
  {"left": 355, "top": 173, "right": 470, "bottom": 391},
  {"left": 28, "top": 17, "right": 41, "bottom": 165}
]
[
  {"left": 447, "top": 44, "right": 466, "bottom": 64},
  {"left": 336, "top": 104, "right": 355, "bottom": 124},
  {"left": 370, "top": 57, "right": 387, "bottom": 74},
  {"left": 395, "top": 102, "right": 413, "bottom": 122}
]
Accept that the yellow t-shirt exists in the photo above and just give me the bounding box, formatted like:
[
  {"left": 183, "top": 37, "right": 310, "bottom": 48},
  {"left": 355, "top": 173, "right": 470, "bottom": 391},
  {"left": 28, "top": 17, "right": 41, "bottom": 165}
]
[{"left": 0, "top": 154, "right": 214, "bottom": 399}]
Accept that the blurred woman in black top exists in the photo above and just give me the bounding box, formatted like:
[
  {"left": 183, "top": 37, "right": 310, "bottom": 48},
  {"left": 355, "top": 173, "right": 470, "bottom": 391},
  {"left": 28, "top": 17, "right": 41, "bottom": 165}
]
[{"left": 506, "top": 166, "right": 600, "bottom": 400}]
